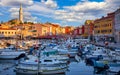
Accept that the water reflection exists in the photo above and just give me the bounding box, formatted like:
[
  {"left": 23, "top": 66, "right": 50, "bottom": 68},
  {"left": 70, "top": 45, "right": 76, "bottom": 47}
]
[
  {"left": 0, "top": 58, "right": 76, "bottom": 75},
  {"left": 0, "top": 44, "right": 110, "bottom": 75},
  {"left": 0, "top": 60, "right": 16, "bottom": 63},
  {"left": 15, "top": 58, "right": 76, "bottom": 75},
  {"left": 16, "top": 73, "right": 65, "bottom": 75},
  {"left": 0, "top": 56, "right": 111, "bottom": 75}
]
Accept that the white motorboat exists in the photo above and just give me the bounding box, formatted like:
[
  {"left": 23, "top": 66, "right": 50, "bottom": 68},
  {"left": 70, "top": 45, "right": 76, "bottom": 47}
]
[
  {"left": 67, "top": 46, "right": 78, "bottom": 58},
  {"left": 15, "top": 55, "right": 68, "bottom": 74},
  {"left": 75, "top": 54, "right": 81, "bottom": 62},
  {"left": 0, "top": 51, "right": 26, "bottom": 59},
  {"left": 0, "top": 45, "right": 26, "bottom": 59},
  {"left": 41, "top": 47, "right": 70, "bottom": 62}
]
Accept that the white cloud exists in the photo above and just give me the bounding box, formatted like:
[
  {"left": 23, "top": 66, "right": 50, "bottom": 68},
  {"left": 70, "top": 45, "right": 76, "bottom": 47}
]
[
  {"left": 0, "top": 0, "right": 120, "bottom": 26},
  {"left": 11, "top": 11, "right": 18, "bottom": 18},
  {"left": 54, "top": 10, "right": 83, "bottom": 22},
  {"left": 9, "top": 8, "right": 19, "bottom": 12},
  {"left": 0, "top": 0, "right": 56, "bottom": 22},
  {"left": 27, "top": 2, "right": 54, "bottom": 14},
  {"left": 55, "top": 10, "right": 68, "bottom": 15},
  {"left": 64, "top": 1, "right": 107, "bottom": 14},
  {"left": 54, "top": 0, "right": 120, "bottom": 24},
  {"left": 105, "top": 0, "right": 120, "bottom": 11},
  {"left": 0, "top": 0, "right": 33, "bottom": 7},
  {"left": 55, "top": 2, "right": 100, "bottom": 22},
  {"left": 0, "top": 0, "right": 38, "bottom": 22},
  {"left": 9, "top": 7, "right": 37, "bottom": 22},
  {"left": 25, "top": 2, "right": 55, "bottom": 20},
  {"left": 0, "top": 2, "right": 2, "bottom": 6},
  {"left": 41, "top": 0, "right": 58, "bottom": 9}
]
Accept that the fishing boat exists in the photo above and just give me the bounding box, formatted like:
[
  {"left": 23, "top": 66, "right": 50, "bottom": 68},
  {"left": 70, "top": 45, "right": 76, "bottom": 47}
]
[
  {"left": 75, "top": 54, "right": 81, "bottom": 62},
  {"left": 93, "top": 60, "right": 120, "bottom": 74},
  {"left": 15, "top": 55, "right": 68, "bottom": 74},
  {"left": 54, "top": 45, "right": 78, "bottom": 58},
  {"left": 0, "top": 45, "right": 26, "bottom": 60},
  {"left": 107, "top": 66, "right": 120, "bottom": 75},
  {"left": 41, "top": 47, "right": 70, "bottom": 64}
]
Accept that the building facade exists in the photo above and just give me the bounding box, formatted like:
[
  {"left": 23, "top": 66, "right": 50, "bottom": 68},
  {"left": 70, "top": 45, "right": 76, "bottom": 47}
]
[
  {"left": 114, "top": 8, "right": 120, "bottom": 43},
  {"left": 94, "top": 12, "right": 115, "bottom": 38},
  {"left": 0, "top": 28, "right": 17, "bottom": 37},
  {"left": 65, "top": 26, "right": 74, "bottom": 35},
  {"left": 83, "top": 20, "right": 94, "bottom": 38}
]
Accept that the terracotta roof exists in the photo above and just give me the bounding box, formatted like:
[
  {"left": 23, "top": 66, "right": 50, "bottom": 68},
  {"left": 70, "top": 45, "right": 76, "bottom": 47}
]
[{"left": 0, "top": 28, "right": 16, "bottom": 30}]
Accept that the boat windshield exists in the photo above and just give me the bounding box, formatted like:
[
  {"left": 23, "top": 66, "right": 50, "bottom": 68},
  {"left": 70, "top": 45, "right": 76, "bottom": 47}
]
[{"left": 44, "top": 60, "right": 52, "bottom": 62}]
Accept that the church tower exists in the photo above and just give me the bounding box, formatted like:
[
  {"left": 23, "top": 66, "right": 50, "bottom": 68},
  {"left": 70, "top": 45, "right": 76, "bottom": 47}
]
[{"left": 19, "top": 4, "right": 23, "bottom": 23}]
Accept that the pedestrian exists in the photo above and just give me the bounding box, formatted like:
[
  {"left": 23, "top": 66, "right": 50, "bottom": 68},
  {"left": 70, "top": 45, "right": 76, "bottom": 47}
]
[{"left": 105, "top": 41, "right": 108, "bottom": 46}]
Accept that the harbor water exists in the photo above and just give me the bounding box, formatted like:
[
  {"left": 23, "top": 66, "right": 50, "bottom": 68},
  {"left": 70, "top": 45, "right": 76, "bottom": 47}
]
[
  {"left": 0, "top": 58, "right": 107, "bottom": 75},
  {"left": 0, "top": 39, "right": 120, "bottom": 75}
]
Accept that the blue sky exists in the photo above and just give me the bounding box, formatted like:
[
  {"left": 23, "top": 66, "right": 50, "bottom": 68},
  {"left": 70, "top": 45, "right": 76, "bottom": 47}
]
[{"left": 0, "top": 0, "right": 120, "bottom": 26}]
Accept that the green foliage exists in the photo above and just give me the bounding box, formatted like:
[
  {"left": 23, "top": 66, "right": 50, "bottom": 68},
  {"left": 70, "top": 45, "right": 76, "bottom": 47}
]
[{"left": 11, "top": 21, "right": 16, "bottom": 25}]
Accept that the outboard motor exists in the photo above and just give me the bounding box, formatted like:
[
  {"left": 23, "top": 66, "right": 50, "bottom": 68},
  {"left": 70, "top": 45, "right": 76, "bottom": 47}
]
[
  {"left": 116, "top": 71, "right": 120, "bottom": 75},
  {"left": 97, "top": 55, "right": 103, "bottom": 60},
  {"left": 94, "top": 64, "right": 109, "bottom": 74},
  {"left": 85, "top": 55, "right": 103, "bottom": 66},
  {"left": 85, "top": 58, "right": 96, "bottom": 66},
  {"left": 14, "top": 53, "right": 26, "bottom": 60}
]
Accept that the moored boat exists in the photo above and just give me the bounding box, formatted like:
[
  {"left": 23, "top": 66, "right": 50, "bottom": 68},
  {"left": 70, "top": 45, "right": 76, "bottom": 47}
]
[
  {"left": 15, "top": 55, "right": 68, "bottom": 74},
  {"left": 0, "top": 45, "right": 26, "bottom": 60}
]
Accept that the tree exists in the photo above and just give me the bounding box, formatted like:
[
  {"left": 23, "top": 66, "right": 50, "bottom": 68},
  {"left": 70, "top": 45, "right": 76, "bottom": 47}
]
[
  {"left": 11, "top": 21, "right": 15, "bottom": 25},
  {"left": 24, "top": 21, "right": 28, "bottom": 24}
]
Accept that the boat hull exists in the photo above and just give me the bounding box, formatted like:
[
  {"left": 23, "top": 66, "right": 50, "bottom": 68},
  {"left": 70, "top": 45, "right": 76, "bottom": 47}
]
[
  {"left": 0, "top": 51, "right": 26, "bottom": 60},
  {"left": 15, "top": 67, "right": 67, "bottom": 74},
  {"left": 40, "top": 67, "right": 67, "bottom": 74},
  {"left": 14, "top": 68, "right": 38, "bottom": 74},
  {"left": 0, "top": 55, "right": 18, "bottom": 59},
  {"left": 68, "top": 52, "right": 77, "bottom": 58}
]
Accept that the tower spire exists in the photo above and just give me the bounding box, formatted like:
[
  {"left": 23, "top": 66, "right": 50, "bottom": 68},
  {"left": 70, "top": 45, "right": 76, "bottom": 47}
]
[{"left": 19, "top": 3, "right": 23, "bottom": 23}]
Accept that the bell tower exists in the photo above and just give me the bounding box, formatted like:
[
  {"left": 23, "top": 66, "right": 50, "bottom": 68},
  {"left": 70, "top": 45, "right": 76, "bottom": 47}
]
[{"left": 19, "top": 4, "right": 23, "bottom": 23}]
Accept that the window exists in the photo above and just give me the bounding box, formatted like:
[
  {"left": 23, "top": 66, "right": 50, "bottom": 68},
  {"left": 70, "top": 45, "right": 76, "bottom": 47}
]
[
  {"left": 97, "top": 30, "right": 100, "bottom": 33},
  {"left": 5, "top": 32, "right": 7, "bottom": 34},
  {"left": 8, "top": 32, "right": 10, "bottom": 34},
  {"left": 109, "top": 29, "right": 112, "bottom": 32},
  {"left": 44, "top": 60, "right": 52, "bottom": 62},
  {"left": 2, "top": 32, "right": 4, "bottom": 34},
  {"left": 101, "top": 30, "right": 107, "bottom": 33}
]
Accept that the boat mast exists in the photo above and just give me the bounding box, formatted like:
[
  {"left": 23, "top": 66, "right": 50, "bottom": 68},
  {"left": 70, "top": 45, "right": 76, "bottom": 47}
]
[
  {"left": 37, "top": 44, "right": 41, "bottom": 75},
  {"left": 16, "top": 30, "right": 18, "bottom": 51}
]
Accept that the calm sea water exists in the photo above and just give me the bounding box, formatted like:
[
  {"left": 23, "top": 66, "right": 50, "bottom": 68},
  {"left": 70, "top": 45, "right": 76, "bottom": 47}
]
[
  {"left": 0, "top": 58, "right": 104, "bottom": 75},
  {"left": 0, "top": 39, "right": 106, "bottom": 75}
]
